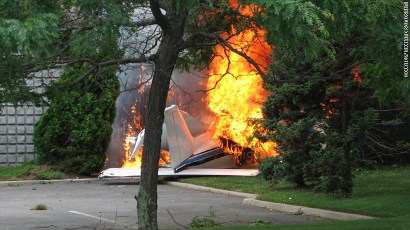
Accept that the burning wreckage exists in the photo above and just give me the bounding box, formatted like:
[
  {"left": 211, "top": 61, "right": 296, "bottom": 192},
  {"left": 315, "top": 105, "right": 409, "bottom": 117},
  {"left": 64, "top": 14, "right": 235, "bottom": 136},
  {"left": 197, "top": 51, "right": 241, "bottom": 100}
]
[
  {"left": 99, "top": 105, "right": 260, "bottom": 178},
  {"left": 100, "top": 2, "right": 275, "bottom": 178}
]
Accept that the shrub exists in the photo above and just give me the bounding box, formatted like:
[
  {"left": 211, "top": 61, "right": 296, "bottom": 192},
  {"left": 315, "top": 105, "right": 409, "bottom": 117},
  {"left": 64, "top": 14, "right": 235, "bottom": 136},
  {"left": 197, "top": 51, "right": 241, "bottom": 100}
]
[
  {"left": 265, "top": 122, "right": 348, "bottom": 192},
  {"left": 306, "top": 141, "right": 346, "bottom": 192},
  {"left": 34, "top": 66, "right": 119, "bottom": 175},
  {"left": 260, "top": 80, "right": 351, "bottom": 193},
  {"left": 258, "top": 156, "right": 284, "bottom": 185},
  {"left": 274, "top": 118, "right": 324, "bottom": 188}
]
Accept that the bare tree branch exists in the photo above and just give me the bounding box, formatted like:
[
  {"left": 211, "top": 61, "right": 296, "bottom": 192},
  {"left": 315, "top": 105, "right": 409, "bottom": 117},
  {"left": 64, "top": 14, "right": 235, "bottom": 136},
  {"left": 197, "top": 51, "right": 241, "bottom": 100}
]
[
  {"left": 98, "top": 55, "right": 158, "bottom": 67},
  {"left": 135, "top": 18, "right": 158, "bottom": 27},
  {"left": 181, "top": 30, "right": 269, "bottom": 93},
  {"left": 166, "top": 209, "right": 188, "bottom": 228},
  {"left": 216, "top": 35, "right": 269, "bottom": 78}
]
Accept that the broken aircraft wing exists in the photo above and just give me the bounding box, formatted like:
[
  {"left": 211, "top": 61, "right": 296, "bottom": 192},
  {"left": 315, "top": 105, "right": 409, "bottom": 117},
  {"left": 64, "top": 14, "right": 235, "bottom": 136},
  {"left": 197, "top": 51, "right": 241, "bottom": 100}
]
[
  {"left": 99, "top": 105, "right": 260, "bottom": 178},
  {"left": 99, "top": 168, "right": 260, "bottom": 178}
]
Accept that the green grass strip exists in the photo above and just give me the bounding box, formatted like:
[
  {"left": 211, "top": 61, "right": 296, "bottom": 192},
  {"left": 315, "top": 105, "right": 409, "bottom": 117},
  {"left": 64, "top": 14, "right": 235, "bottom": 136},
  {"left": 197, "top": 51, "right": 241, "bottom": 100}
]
[{"left": 179, "top": 165, "right": 410, "bottom": 218}]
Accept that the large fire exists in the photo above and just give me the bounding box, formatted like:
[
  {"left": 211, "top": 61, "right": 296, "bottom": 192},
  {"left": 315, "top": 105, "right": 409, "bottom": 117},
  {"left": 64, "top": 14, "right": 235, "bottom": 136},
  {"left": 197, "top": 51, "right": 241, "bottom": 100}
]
[
  {"left": 120, "top": 66, "right": 147, "bottom": 169},
  {"left": 120, "top": 1, "right": 276, "bottom": 168},
  {"left": 121, "top": 106, "right": 143, "bottom": 168},
  {"left": 121, "top": 100, "right": 170, "bottom": 168},
  {"left": 206, "top": 2, "right": 276, "bottom": 161}
]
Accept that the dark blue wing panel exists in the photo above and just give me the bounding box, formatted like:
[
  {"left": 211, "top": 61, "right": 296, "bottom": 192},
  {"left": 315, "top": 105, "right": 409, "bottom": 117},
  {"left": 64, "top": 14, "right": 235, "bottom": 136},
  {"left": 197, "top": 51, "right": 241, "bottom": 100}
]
[{"left": 174, "top": 147, "right": 226, "bottom": 172}]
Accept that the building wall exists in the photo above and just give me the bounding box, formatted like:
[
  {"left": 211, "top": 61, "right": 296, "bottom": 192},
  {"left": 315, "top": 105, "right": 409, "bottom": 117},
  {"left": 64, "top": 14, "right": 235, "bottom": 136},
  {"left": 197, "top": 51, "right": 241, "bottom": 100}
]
[
  {"left": 0, "top": 104, "right": 46, "bottom": 165},
  {"left": 0, "top": 71, "right": 58, "bottom": 166}
]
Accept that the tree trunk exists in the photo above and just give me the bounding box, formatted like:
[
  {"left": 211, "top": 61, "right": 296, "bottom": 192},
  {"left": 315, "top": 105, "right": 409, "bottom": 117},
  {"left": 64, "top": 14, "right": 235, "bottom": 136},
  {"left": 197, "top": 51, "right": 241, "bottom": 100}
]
[
  {"left": 137, "top": 2, "right": 187, "bottom": 229},
  {"left": 341, "top": 81, "right": 352, "bottom": 197}
]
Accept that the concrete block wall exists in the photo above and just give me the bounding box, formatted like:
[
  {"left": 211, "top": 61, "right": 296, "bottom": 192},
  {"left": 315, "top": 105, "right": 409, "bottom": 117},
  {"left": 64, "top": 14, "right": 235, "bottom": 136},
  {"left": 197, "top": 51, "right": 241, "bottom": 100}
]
[
  {"left": 0, "top": 71, "right": 58, "bottom": 166},
  {"left": 0, "top": 104, "right": 46, "bottom": 165}
]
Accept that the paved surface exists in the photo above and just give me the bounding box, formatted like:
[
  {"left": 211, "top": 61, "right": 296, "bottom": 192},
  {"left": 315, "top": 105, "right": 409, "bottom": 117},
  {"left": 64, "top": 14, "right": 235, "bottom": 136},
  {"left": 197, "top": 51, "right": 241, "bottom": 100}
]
[
  {"left": 166, "top": 181, "right": 374, "bottom": 221},
  {"left": 0, "top": 179, "right": 321, "bottom": 229}
]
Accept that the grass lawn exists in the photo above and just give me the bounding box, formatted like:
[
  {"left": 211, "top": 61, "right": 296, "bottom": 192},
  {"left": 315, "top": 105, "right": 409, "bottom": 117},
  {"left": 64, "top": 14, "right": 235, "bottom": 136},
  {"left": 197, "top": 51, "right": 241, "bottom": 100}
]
[
  {"left": 179, "top": 165, "right": 410, "bottom": 229},
  {"left": 0, "top": 161, "right": 65, "bottom": 180},
  {"left": 204, "top": 216, "right": 410, "bottom": 230}
]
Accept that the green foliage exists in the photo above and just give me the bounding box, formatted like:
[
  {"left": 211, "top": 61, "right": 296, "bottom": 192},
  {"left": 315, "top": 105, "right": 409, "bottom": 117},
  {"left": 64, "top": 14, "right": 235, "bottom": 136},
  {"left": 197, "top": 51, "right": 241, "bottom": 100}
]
[
  {"left": 176, "top": 0, "right": 200, "bottom": 13},
  {"left": 0, "top": 1, "right": 60, "bottom": 107},
  {"left": 190, "top": 207, "right": 218, "bottom": 228},
  {"left": 347, "top": 110, "right": 410, "bottom": 164},
  {"left": 258, "top": 0, "right": 407, "bottom": 195},
  {"left": 261, "top": 79, "right": 357, "bottom": 192},
  {"left": 258, "top": 156, "right": 284, "bottom": 185},
  {"left": 307, "top": 136, "right": 345, "bottom": 192},
  {"left": 265, "top": 80, "right": 326, "bottom": 113},
  {"left": 0, "top": 1, "right": 407, "bottom": 227},
  {"left": 30, "top": 0, "right": 124, "bottom": 175},
  {"left": 34, "top": 65, "right": 119, "bottom": 175},
  {"left": 0, "top": 161, "right": 36, "bottom": 180},
  {"left": 0, "top": 161, "right": 66, "bottom": 180},
  {"left": 263, "top": 0, "right": 406, "bottom": 106},
  {"left": 260, "top": 79, "right": 348, "bottom": 192},
  {"left": 35, "top": 170, "right": 65, "bottom": 180},
  {"left": 266, "top": 119, "right": 346, "bottom": 192},
  {"left": 0, "top": 0, "right": 59, "bottom": 58},
  {"left": 191, "top": 216, "right": 218, "bottom": 228},
  {"left": 252, "top": 0, "right": 333, "bottom": 61},
  {"left": 0, "top": 0, "right": 131, "bottom": 108},
  {"left": 179, "top": 175, "right": 270, "bottom": 195},
  {"left": 276, "top": 119, "right": 321, "bottom": 188},
  {"left": 351, "top": 0, "right": 406, "bottom": 105}
]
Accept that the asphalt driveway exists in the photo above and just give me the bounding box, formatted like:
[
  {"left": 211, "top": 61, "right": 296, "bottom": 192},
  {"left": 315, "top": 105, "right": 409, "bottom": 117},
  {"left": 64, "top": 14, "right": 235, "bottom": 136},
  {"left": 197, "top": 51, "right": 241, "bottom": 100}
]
[{"left": 0, "top": 179, "right": 321, "bottom": 229}]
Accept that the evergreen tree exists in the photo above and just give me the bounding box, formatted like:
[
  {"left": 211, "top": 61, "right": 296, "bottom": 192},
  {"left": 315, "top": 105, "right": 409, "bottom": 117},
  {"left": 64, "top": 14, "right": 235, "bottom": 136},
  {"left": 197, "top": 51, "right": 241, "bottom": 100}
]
[
  {"left": 34, "top": 64, "right": 119, "bottom": 174},
  {"left": 256, "top": 0, "right": 407, "bottom": 196}
]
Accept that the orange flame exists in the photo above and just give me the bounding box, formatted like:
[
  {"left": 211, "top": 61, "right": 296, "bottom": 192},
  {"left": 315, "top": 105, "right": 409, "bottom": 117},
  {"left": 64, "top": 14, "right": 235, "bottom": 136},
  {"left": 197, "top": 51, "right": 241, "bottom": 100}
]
[
  {"left": 121, "top": 115, "right": 143, "bottom": 168},
  {"left": 120, "top": 65, "right": 172, "bottom": 169},
  {"left": 121, "top": 66, "right": 147, "bottom": 169},
  {"left": 352, "top": 66, "right": 363, "bottom": 84},
  {"left": 320, "top": 66, "right": 362, "bottom": 120},
  {"left": 206, "top": 1, "right": 276, "bottom": 160},
  {"left": 120, "top": 2, "right": 278, "bottom": 168}
]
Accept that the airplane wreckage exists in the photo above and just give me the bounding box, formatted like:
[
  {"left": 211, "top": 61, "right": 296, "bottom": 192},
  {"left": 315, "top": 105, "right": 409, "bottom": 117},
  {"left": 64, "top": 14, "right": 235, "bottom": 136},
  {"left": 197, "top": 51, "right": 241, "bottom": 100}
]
[{"left": 99, "top": 105, "right": 260, "bottom": 178}]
